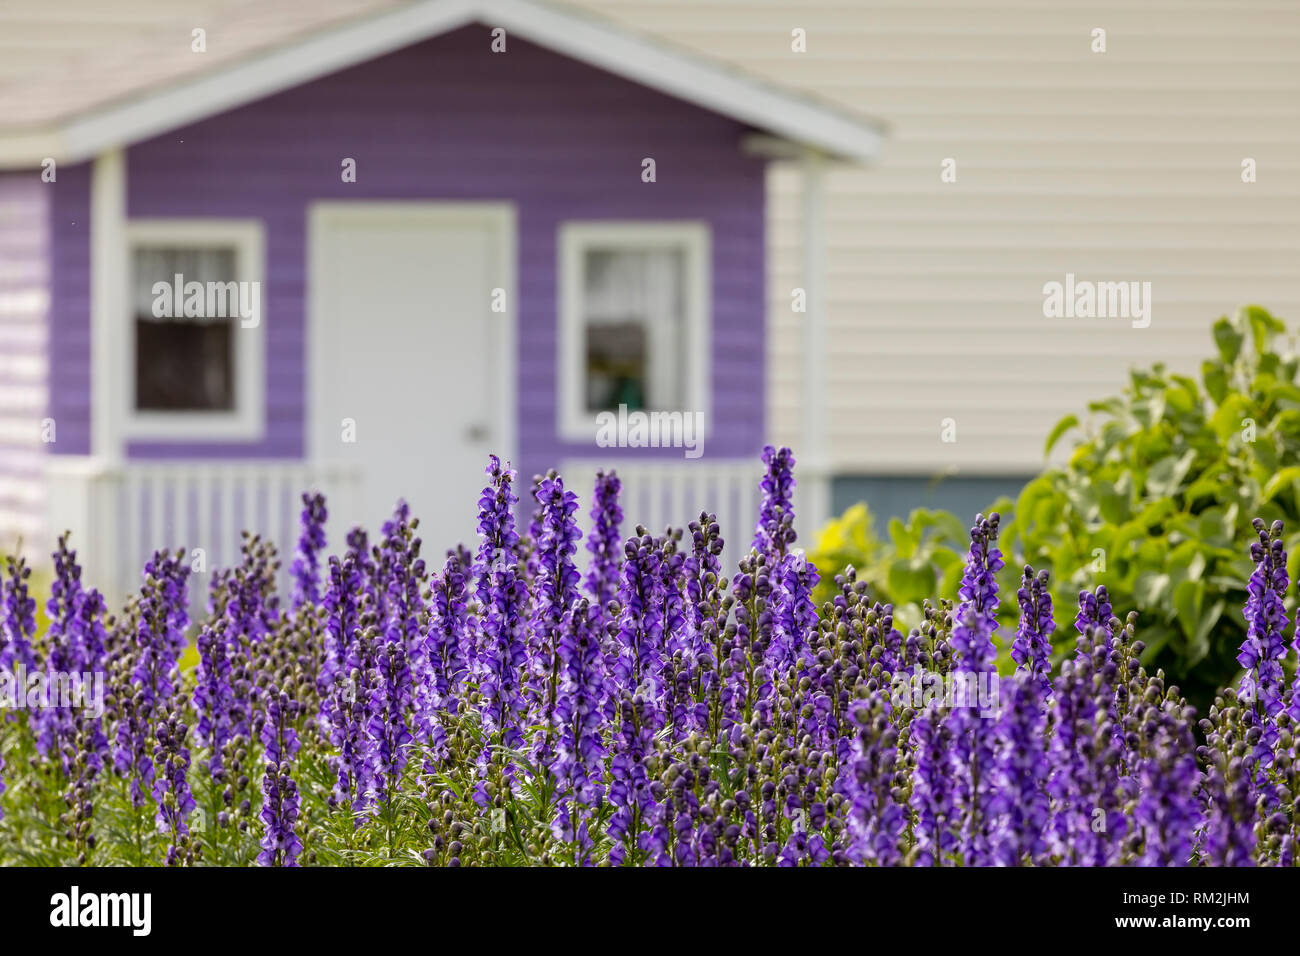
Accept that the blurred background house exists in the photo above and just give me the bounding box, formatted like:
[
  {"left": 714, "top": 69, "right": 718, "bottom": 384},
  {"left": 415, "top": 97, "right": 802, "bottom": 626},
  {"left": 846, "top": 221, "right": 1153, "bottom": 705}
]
[
  {"left": 0, "top": 0, "right": 1297, "bottom": 605},
  {"left": 568, "top": 0, "right": 1300, "bottom": 518}
]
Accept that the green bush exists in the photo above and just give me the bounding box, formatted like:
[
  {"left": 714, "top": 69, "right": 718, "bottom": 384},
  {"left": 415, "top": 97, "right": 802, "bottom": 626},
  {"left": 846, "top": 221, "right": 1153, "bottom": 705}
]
[{"left": 811, "top": 306, "right": 1300, "bottom": 706}]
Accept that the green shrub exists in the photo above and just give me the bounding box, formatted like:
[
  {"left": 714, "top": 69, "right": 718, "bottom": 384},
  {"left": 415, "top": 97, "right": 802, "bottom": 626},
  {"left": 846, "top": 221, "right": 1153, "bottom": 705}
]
[{"left": 811, "top": 306, "right": 1299, "bottom": 706}]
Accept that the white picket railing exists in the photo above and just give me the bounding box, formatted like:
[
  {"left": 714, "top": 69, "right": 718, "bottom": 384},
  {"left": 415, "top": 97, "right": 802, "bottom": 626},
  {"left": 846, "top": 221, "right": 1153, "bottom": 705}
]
[
  {"left": 43, "top": 456, "right": 768, "bottom": 612},
  {"left": 560, "top": 458, "right": 764, "bottom": 572},
  {"left": 46, "top": 457, "right": 362, "bottom": 612}
]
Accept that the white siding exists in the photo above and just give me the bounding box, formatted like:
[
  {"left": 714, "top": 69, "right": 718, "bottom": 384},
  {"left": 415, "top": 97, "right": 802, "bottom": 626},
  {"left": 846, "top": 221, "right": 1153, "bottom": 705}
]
[
  {"left": 0, "top": 174, "right": 49, "bottom": 551},
  {"left": 576, "top": 0, "right": 1300, "bottom": 474}
]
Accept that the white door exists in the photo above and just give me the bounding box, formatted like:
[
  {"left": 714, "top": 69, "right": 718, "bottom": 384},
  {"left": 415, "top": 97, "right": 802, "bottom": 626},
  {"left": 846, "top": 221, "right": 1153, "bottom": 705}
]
[{"left": 310, "top": 204, "right": 514, "bottom": 556}]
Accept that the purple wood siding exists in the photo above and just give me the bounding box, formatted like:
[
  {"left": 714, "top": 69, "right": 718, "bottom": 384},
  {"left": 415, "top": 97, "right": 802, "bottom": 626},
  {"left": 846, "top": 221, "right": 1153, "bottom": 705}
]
[
  {"left": 0, "top": 172, "right": 50, "bottom": 545},
  {"left": 46, "top": 25, "right": 768, "bottom": 483}
]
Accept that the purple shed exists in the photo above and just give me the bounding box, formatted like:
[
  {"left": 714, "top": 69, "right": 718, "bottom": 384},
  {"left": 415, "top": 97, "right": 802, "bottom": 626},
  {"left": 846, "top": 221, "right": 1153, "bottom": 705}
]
[{"left": 0, "top": 0, "right": 882, "bottom": 601}]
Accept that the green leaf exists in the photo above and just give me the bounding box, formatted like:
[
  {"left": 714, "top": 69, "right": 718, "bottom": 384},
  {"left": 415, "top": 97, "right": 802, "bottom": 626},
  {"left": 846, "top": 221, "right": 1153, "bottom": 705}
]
[
  {"left": 887, "top": 557, "right": 936, "bottom": 606},
  {"left": 1145, "top": 450, "right": 1197, "bottom": 497},
  {"left": 888, "top": 518, "right": 920, "bottom": 559},
  {"left": 1261, "top": 466, "right": 1300, "bottom": 502},
  {"left": 1202, "top": 361, "right": 1229, "bottom": 405},
  {"left": 1044, "top": 414, "right": 1080, "bottom": 456},
  {"left": 1173, "top": 578, "right": 1205, "bottom": 642},
  {"left": 1133, "top": 571, "right": 1171, "bottom": 609},
  {"left": 1212, "top": 317, "right": 1244, "bottom": 365},
  {"left": 1190, "top": 599, "right": 1225, "bottom": 667}
]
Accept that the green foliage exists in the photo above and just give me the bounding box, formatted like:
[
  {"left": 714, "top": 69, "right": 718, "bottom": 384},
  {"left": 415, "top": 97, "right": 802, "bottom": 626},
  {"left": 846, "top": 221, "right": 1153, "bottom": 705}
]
[{"left": 811, "top": 306, "right": 1299, "bottom": 706}]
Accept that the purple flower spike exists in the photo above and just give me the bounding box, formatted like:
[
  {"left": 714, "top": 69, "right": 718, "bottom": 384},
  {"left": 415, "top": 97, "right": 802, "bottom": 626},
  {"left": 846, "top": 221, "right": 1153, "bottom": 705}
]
[
  {"left": 753, "top": 445, "right": 797, "bottom": 559},
  {"left": 472, "top": 457, "right": 529, "bottom": 751},
  {"left": 1238, "top": 519, "right": 1289, "bottom": 720},
  {"left": 1011, "top": 565, "right": 1054, "bottom": 695},
  {"left": 846, "top": 691, "right": 906, "bottom": 865},
  {"left": 0, "top": 553, "right": 38, "bottom": 676},
  {"left": 584, "top": 470, "right": 624, "bottom": 611},
  {"left": 1073, "top": 586, "right": 1113, "bottom": 660},
  {"left": 289, "top": 492, "right": 328, "bottom": 611},
  {"left": 192, "top": 621, "right": 235, "bottom": 779},
  {"left": 988, "top": 673, "right": 1049, "bottom": 865},
  {"left": 551, "top": 599, "right": 609, "bottom": 860},
  {"left": 944, "top": 513, "right": 1003, "bottom": 866},
  {"left": 258, "top": 688, "right": 303, "bottom": 867}
]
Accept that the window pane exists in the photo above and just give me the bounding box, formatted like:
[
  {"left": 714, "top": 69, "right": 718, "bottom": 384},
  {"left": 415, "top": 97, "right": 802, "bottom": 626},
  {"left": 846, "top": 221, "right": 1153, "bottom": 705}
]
[
  {"left": 582, "top": 247, "right": 685, "bottom": 413},
  {"left": 132, "top": 246, "right": 239, "bottom": 412},
  {"left": 135, "top": 318, "right": 234, "bottom": 411}
]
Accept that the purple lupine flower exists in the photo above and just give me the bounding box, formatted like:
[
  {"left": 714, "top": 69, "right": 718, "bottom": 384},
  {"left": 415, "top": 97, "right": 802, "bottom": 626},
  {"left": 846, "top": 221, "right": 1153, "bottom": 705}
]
[
  {"left": 115, "top": 552, "right": 190, "bottom": 810},
  {"left": 131, "top": 552, "right": 190, "bottom": 707},
  {"left": 526, "top": 475, "right": 582, "bottom": 721},
  {"left": 151, "top": 706, "right": 196, "bottom": 865},
  {"left": 909, "top": 701, "right": 955, "bottom": 865},
  {"left": 37, "top": 535, "right": 108, "bottom": 770},
  {"left": 657, "top": 535, "right": 705, "bottom": 736},
  {"left": 607, "top": 691, "right": 661, "bottom": 865},
  {"left": 1044, "top": 651, "right": 1101, "bottom": 863},
  {"left": 551, "top": 599, "right": 608, "bottom": 860},
  {"left": 225, "top": 534, "right": 279, "bottom": 649},
  {"left": 1133, "top": 704, "right": 1201, "bottom": 866},
  {"left": 289, "top": 492, "right": 328, "bottom": 612},
  {"left": 727, "top": 555, "right": 780, "bottom": 730},
  {"left": 320, "top": 555, "right": 362, "bottom": 711},
  {"left": 223, "top": 536, "right": 279, "bottom": 743},
  {"left": 987, "top": 673, "right": 1049, "bottom": 865},
  {"left": 753, "top": 445, "right": 797, "bottom": 559},
  {"left": 1011, "top": 566, "right": 1054, "bottom": 695},
  {"left": 769, "top": 552, "right": 819, "bottom": 675},
  {"left": 1238, "top": 519, "right": 1289, "bottom": 720},
  {"left": 329, "top": 620, "right": 379, "bottom": 818},
  {"left": 416, "top": 552, "right": 471, "bottom": 766},
  {"left": 0, "top": 553, "right": 38, "bottom": 676},
  {"left": 368, "top": 624, "right": 414, "bottom": 802},
  {"left": 612, "top": 530, "right": 665, "bottom": 699},
  {"left": 845, "top": 691, "right": 906, "bottom": 865},
  {"left": 584, "top": 470, "right": 624, "bottom": 611},
  {"left": 1073, "top": 585, "right": 1113, "bottom": 660},
  {"left": 359, "top": 506, "right": 423, "bottom": 801},
  {"left": 192, "top": 620, "right": 235, "bottom": 779},
  {"left": 378, "top": 502, "right": 426, "bottom": 665},
  {"left": 258, "top": 687, "right": 303, "bottom": 866},
  {"left": 945, "top": 513, "right": 1003, "bottom": 866},
  {"left": 1201, "top": 757, "right": 1257, "bottom": 866},
  {"left": 472, "top": 457, "right": 529, "bottom": 752},
  {"left": 345, "top": 526, "right": 373, "bottom": 584}
]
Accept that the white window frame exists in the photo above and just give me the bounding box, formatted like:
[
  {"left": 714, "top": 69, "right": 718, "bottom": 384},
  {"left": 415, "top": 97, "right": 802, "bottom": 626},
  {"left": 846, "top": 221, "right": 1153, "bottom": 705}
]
[
  {"left": 557, "top": 221, "right": 710, "bottom": 443},
  {"left": 122, "top": 219, "right": 266, "bottom": 441}
]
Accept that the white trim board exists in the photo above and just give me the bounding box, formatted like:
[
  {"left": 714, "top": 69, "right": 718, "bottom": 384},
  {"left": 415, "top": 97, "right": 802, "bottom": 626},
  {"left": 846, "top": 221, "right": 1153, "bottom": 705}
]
[
  {"left": 0, "top": 0, "right": 884, "bottom": 169},
  {"left": 305, "top": 200, "right": 518, "bottom": 473}
]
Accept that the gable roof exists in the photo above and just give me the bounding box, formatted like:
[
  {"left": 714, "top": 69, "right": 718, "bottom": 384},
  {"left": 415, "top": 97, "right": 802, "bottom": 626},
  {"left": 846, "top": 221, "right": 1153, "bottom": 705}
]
[{"left": 0, "top": 0, "right": 885, "bottom": 169}]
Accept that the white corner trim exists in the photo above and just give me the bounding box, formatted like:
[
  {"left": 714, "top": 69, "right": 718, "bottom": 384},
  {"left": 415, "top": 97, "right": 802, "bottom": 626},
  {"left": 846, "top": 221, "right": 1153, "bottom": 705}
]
[
  {"left": 304, "top": 201, "right": 518, "bottom": 470},
  {"left": 1, "top": 0, "right": 882, "bottom": 170},
  {"left": 557, "top": 220, "right": 711, "bottom": 445},
  {"left": 121, "top": 218, "right": 267, "bottom": 442},
  {"left": 91, "top": 150, "right": 125, "bottom": 464}
]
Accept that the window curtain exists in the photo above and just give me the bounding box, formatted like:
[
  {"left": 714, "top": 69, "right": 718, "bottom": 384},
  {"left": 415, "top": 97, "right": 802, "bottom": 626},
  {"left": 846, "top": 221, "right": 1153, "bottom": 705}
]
[
  {"left": 583, "top": 248, "right": 685, "bottom": 410},
  {"left": 132, "top": 247, "right": 237, "bottom": 320}
]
